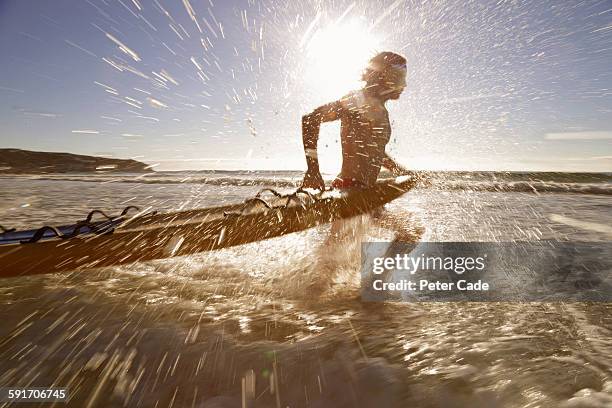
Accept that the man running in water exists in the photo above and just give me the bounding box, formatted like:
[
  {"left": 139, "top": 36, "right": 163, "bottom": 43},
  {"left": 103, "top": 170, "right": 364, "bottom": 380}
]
[
  {"left": 301, "top": 51, "right": 410, "bottom": 191},
  {"left": 300, "top": 51, "right": 421, "bottom": 242},
  {"left": 298, "top": 52, "right": 418, "bottom": 295}
]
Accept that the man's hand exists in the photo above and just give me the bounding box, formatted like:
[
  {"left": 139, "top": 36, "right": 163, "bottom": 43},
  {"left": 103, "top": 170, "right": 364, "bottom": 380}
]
[
  {"left": 382, "top": 153, "right": 410, "bottom": 176},
  {"left": 301, "top": 169, "right": 325, "bottom": 191}
]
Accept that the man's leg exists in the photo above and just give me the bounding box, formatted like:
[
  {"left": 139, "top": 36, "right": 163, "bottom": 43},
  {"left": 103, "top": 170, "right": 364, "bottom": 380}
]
[{"left": 370, "top": 206, "right": 424, "bottom": 243}]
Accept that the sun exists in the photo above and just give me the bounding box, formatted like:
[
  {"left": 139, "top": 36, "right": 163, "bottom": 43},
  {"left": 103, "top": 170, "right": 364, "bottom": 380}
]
[{"left": 304, "top": 21, "right": 380, "bottom": 101}]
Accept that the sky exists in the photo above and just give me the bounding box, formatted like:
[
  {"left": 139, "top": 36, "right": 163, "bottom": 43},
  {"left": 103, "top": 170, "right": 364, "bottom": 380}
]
[{"left": 0, "top": 0, "right": 611, "bottom": 172}]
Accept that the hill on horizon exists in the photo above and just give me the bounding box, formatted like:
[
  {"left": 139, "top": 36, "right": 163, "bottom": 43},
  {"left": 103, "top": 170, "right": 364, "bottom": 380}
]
[{"left": 0, "top": 148, "right": 151, "bottom": 174}]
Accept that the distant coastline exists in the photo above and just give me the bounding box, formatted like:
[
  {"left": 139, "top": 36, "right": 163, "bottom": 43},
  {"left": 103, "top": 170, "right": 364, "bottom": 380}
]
[
  {"left": 1, "top": 149, "right": 609, "bottom": 181},
  {"left": 0, "top": 149, "right": 151, "bottom": 174}
]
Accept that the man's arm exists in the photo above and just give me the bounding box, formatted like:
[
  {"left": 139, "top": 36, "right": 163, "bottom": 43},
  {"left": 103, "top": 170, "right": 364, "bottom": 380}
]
[
  {"left": 301, "top": 101, "right": 342, "bottom": 189},
  {"left": 383, "top": 153, "right": 430, "bottom": 185},
  {"left": 381, "top": 152, "right": 410, "bottom": 176}
]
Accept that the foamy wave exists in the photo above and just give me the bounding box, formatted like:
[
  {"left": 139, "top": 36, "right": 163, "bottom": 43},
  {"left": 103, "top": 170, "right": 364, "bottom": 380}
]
[
  {"left": 5, "top": 175, "right": 611, "bottom": 195},
  {"left": 10, "top": 175, "right": 301, "bottom": 188},
  {"left": 437, "top": 180, "right": 612, "bottom": 195}
]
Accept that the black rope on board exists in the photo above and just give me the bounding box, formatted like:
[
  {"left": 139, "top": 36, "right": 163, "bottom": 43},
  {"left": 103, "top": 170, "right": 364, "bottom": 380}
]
[
  {"left": 20, "top": 205, "right": 143, "bottom": 244},
  {"left": 20, "top": 226, "right": 64, "bottom": 244},
  {"left": 120, "top": 205, "right": 140, "bottom": 216},
  {"left": 82, "top": 209, "right": 114, "bottom": 223},
  {"left": 283, "top": 190, "right": 316, "bottom": 208},
  {"left": 255, "top": 188, "right": 283, "bottom": 198},
  {"left": 244, "top": 197, "right": 274, "bottom": 209},
  {"left": 81, "top": 206, "right": 140, "bottom": 223},
  {"left": 223, "top": 197, "right": 274, "bottom": 217},
  {"left": 20, "top": 222, "right": 106, "bottom": 244},
  {"left": 224, "top": 188, "right": 321, "bottom": 217}
]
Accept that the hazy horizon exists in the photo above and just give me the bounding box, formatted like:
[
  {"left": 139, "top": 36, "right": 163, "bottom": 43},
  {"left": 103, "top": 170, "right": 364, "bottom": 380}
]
[{"left": 4, "top": 145, "right": 612, "bottom": 174}]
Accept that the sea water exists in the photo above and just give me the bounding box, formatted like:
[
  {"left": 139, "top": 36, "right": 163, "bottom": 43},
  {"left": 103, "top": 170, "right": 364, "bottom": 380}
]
[{"left": 0, "top": 171, "right": 610, "bottom": 407}]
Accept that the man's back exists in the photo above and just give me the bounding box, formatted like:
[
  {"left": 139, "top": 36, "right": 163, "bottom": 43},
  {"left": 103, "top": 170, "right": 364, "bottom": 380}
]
[{"left": 337, "top": 90, "right": 391, "bottom": 187}]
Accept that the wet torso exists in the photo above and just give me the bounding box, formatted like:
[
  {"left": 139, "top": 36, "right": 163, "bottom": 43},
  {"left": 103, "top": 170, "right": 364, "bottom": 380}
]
[{"left": 337, "top": 91, "right": 391, "bottom": 187}]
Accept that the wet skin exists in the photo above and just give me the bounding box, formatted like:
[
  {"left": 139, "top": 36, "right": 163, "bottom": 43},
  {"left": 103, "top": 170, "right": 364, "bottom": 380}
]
[
  {"left": 301, "top": 68, "right": 408, "bottom": 190},
  {"left": 301, "top": 68, "right": 424, "bottom": 243}
]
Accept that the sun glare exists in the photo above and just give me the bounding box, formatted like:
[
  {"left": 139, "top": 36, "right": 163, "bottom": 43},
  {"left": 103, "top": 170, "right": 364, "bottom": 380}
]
[{"left": 304, "top": 21, "right": 380, "bottom": 101}]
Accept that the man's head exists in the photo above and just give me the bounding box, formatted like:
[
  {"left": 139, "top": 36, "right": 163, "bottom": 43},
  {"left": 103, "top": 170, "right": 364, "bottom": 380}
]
[{"left": 362, "top": 51, "right": 407, "bottom": 100}]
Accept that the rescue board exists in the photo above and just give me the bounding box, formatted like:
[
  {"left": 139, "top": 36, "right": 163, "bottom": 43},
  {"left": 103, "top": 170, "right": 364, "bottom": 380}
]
[{"left": 0, "top": 176, "right": 417, "bottom": 277}]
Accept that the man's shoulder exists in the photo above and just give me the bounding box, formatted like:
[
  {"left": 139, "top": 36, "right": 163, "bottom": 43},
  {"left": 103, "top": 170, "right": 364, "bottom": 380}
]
[{"left": 338, "top": 89, "right": 367, "bottom": 110}]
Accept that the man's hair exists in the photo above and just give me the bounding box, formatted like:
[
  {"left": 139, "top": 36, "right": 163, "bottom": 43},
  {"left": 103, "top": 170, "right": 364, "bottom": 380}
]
[{"left": 362, "top": 51, "right": 407, "bottom": 84}]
